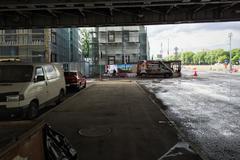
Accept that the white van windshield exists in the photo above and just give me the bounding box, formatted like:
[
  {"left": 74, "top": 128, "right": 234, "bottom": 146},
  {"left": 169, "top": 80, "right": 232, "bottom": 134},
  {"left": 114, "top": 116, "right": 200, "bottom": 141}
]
[{"left": 0, "top": 65, "right": 33, "bottom": 83}]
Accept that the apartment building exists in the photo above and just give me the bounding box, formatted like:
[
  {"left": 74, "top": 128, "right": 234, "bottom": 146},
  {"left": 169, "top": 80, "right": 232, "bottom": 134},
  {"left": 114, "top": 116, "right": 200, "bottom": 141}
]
[
  {"left": 90, "top": 26, "right": 149, "bottom": 65},
  {"left": 69, "top": 28, "right": 83, "bottom": 62},
  {"left": 0, "top": 28, "right": 82, "bottom": 63}
]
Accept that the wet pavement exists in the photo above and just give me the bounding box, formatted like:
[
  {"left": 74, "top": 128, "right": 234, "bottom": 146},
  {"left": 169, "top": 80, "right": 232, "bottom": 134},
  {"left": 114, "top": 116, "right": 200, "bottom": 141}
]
[
  {"left": 43, "top": 80, "right": 202, "bottom": 160},
  {"left": 138, "top": 69, "right": 240, "bottom": 160}
]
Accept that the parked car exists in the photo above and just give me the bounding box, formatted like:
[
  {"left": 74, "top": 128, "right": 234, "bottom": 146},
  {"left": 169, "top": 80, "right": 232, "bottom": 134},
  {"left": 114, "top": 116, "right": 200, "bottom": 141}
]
[
  {"left": 64, "top": 71, "right": 86, "bottom": 90},
  {"left": 0, "top": 63, "right": 66, "bottom": 119}
]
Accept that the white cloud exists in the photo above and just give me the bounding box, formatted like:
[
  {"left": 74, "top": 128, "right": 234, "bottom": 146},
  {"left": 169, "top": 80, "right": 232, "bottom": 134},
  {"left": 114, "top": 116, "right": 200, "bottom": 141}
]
[{"left": 147, "top": 22, "right": 240, "bottom": 58}]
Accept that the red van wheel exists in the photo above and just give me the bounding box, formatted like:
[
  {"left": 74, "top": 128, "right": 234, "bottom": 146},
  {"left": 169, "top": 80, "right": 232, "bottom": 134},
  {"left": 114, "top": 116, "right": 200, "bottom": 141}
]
[
  {"left": 83, "top": 82, "right": 86, "bottom": 88},
  {"left": 141, "top": 73, "right": 147, "bottom": 78}
]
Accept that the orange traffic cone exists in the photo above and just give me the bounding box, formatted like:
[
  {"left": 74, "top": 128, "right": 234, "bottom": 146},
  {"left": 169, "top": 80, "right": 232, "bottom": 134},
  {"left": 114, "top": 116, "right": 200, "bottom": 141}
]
[
  {"left": 193, "top": 70, "right": 198, "bottom": 76},
  {"left": 193, "top": 68, "right": 198, "bottom": 77}
]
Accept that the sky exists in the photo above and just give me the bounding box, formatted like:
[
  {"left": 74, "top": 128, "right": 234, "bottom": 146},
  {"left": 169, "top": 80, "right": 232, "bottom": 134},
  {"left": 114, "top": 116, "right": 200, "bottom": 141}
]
[{"left": 146, "top": 21, "right": 240, "bottom": 58}]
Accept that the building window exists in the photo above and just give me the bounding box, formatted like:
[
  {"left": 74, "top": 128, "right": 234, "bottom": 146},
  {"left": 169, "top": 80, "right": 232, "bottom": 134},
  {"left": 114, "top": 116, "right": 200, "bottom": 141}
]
[
  {"left": 108, "top": 56, "right": 115, "bottom": 65},
  {"left": 108, "top": 31, "right": 115, "bottom": 42},
  {"left": 93, "top": 32, "right": 97, "bottom": 38},
  {"left": 123, "top": 31, "right": 129, "bottom": 42},
  {"left": 5, "top": 30, "right": 16, "bottom": 34},
  {"left": 32, "top": 29, "right": 44, "bottom": 33},
  {"left": 0, "top": 35, "right": 3, "bottom": 44},
  {"left": 32, "top": 51, "right": 44, "bottom": 63},
  {"left": 51, "top": 32, "right": 56, "bottom": 44},
  {"left": 4, "top": 30, "right": 17, "bottom": 43},
  {"left": 32, "top": 35, "right": 44, "bottom": 43},
  {"left": 51, "top": 53, "right": 57, "bottom": 62},
  {"left": 5, "top": 35, "right": 17, "bottom": 43},
  {"left": 122, "top": 55, "right": 130, "bottom": 64},
  {"left": 0, "top": 46, "right": 18, "bottom": 56}
]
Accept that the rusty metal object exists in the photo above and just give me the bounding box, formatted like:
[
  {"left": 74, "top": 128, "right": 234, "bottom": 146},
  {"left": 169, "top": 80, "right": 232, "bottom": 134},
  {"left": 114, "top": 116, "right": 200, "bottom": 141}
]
[{"left": 0, "top": 121, "right": 45, "bottom": 160}]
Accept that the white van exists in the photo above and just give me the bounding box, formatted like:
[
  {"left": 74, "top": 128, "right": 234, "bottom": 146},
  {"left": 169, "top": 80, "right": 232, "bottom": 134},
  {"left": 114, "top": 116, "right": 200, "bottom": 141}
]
[{"left": 0, "top": 63, "right": 66, "bottom": 119}]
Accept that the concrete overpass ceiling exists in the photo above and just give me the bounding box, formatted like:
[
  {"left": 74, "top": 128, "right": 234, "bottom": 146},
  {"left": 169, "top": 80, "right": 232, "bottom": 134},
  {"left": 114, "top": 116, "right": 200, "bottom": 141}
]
[{"left": 0, "top": 0, "right": 240, "bottom": 28}]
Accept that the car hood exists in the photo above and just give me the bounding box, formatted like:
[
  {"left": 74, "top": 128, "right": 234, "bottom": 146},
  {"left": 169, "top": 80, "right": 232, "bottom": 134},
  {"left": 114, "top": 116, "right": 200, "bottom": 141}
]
[{"left": 0, "top": 82, "right": 29, "bottom": 94}]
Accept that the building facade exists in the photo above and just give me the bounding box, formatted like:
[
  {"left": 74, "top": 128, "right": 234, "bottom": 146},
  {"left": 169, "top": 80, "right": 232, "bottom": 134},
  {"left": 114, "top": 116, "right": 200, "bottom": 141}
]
[
  {"left": 90, "top": 26, "right": 149, "bottom": 66},
  {"left": 0, "top": 28, "right": 82, "bottom": 63},
  {"left": 69, "top": 28, "right": 83, "bottom": 62}
]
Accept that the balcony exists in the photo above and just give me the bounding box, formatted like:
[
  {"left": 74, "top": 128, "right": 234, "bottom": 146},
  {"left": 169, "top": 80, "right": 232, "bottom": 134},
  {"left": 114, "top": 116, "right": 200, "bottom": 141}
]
[{"left": 0, "top": 40, "right": 45, "bottom": 46}]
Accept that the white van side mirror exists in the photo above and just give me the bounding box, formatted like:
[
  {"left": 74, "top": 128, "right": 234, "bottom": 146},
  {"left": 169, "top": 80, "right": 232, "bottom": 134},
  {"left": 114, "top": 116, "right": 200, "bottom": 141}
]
[{"left": 35, "top": 75, "right": 45, "bottom": 82}]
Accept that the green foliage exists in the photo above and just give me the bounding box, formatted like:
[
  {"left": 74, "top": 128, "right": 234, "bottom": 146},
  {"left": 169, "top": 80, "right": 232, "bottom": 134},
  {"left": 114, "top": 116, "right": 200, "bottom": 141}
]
[
  {"left": 180, "top": 52, "right": 194, "bottom": 64},
  {"left": 231, "top": 49, "right": 240, "bottom": 64},
  {"left": 80, "top": 29, "right": 90, "bottom": 58},
  {"left": 193, "top": 51, "right": 206, "bottom": 64},
  {"left": 164, "top": 48, "right": 240, "bottom": 65},
  {"left": 232, "top": 54, "right": 240, "bottom": 64},
  {"left": 217, "top": 55, "right": 228, "bottom": 63},
  {"left": 164, "top": 55, "right": 179, "bottom": 61}
]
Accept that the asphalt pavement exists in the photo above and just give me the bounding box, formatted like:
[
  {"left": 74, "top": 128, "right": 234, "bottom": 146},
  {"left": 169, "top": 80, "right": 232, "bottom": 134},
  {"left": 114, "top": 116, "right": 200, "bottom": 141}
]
[
  {"left": 138, "top": 69, "right": 240, "bottom": 160},
  {"left": 43, "top": 80, "right": 202, "bottom": 160}
]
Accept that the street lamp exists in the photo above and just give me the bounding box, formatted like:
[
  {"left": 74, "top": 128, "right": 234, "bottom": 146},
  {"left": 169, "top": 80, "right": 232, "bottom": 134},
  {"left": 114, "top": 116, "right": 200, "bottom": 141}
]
[{"left": 228, "top": 33, "right": 233, "bottom": 72}]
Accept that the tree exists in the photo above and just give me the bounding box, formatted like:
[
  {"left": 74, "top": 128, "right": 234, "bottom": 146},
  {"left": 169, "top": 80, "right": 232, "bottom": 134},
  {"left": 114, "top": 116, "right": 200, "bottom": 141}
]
[
  {"left": 204, "top": 52, "right": 213, "bottom": 65},
  {"left": 80, "top": 29, "right": 90, "bottom": 58},
  {"left": 162, "top": 48, "right": 240, "bottom": 65},
  {"left": 231, "top": 48, "right": 240, "bottom": 64},
  {"left": 180, "top": 52, "right": 194, "bottom": 64},
  {"left": 231, "top": 48, "right": 240, "bottom": 57},
  {"left": 165, "top": 55, "right": 179, "bottom": 61},
  {"left": 232, "top": 54, "right": 240, "bottom": 64},
  {"left": 193, "top": 51, "right": 207, "bottom": 64},
  {"left": 218, "top": 55, "right": 228, "bottom": 63}
]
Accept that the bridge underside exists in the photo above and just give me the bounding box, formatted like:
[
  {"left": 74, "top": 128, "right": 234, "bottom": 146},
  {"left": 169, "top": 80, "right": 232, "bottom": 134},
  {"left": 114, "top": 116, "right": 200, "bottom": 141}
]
[{"left": 0, "top": 0, "right": 240, "bottom": 29}]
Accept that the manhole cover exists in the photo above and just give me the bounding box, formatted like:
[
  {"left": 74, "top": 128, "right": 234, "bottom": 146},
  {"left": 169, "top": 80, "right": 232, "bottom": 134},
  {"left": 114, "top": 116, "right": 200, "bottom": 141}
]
[{"left": 78, "top": 126, "right": 111, "bottom": 137}]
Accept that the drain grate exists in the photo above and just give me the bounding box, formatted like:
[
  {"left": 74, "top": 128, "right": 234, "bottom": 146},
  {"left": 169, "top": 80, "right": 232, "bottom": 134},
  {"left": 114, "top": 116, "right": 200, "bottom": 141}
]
[{"left": 78, "top": 126, "right": 111, "bottom": 137}]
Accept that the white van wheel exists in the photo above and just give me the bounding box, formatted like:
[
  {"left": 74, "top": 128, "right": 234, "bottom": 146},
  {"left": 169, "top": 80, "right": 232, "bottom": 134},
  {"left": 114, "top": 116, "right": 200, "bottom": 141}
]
[{"left": 27, "top": 101, "right": 39, "bottom": 119}]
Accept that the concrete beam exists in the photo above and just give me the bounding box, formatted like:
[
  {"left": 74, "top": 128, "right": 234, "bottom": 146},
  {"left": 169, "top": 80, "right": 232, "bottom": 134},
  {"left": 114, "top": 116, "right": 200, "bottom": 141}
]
[{"left": 0, "top": 0, "right": 239, "bottom": 28}]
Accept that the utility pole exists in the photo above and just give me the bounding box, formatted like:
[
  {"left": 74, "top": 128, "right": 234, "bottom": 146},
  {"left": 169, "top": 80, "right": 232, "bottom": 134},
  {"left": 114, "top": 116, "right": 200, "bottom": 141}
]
[
  {"left": 68, "top": 28, "right": 71, "bottom": 62},
  {"left": 160, "top": 42, "right": 163, "bottom": 54},
  {"left": 174, "top": 46, "right": 178, "bottom": 60},
  {"left": 167, "top": 39, "right": 169, "bottom": 56},
  {"left": 160, "top": 42, "right": 163, "bottom": 60},
  {"left": 97, "top": 27, "right": 102, "bottom": 80},
  {"left": 122, "top": 26, "right": 125, "bottom": 64},
  {"left": 228, "top": 33, "right": 233, "bottom": 72}
]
